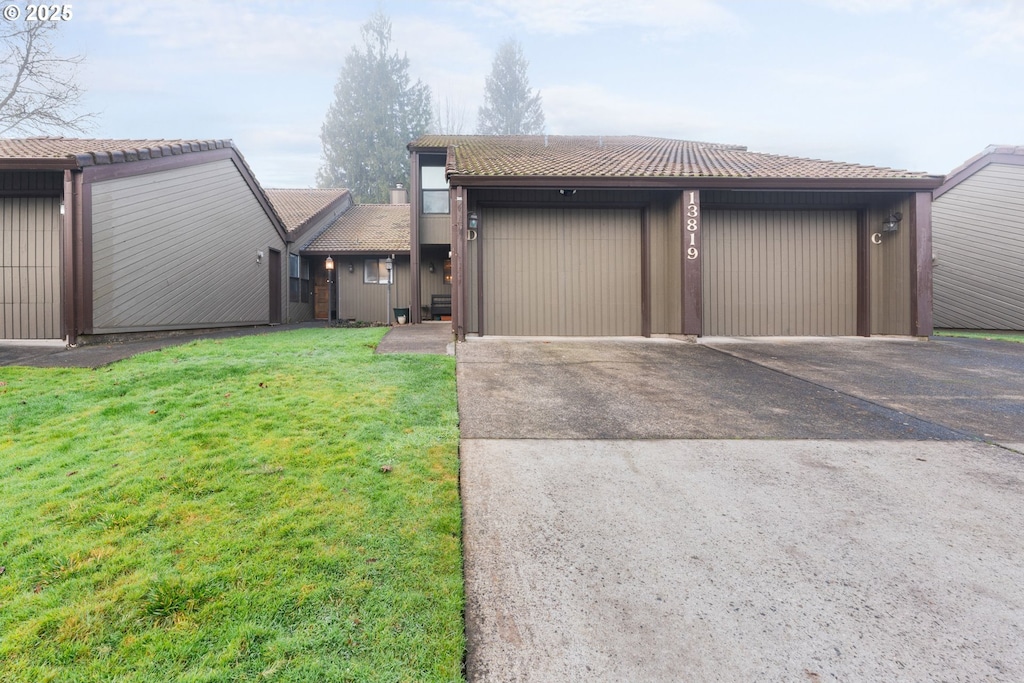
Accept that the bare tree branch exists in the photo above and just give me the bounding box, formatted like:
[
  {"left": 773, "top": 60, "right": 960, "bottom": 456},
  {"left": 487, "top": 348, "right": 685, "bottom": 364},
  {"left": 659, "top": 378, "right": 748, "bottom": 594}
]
[{"left": 0, "top": 12, "right": 94, "bottom": 136}]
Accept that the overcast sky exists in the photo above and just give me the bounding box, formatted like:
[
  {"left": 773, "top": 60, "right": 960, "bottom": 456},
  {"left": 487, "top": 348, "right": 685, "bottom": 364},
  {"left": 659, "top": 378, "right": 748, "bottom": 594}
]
[{"left": 47, "top": 0, "right": 1024, "bottom": 187}]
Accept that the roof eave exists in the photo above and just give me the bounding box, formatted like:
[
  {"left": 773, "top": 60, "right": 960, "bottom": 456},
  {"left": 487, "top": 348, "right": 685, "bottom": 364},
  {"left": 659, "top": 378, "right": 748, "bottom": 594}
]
[
  {"left": 0, "top": 158, "right": 80, "bottom": 171},
  {"left": 447, "top": 174, "right": 944, "bottom": 192},
  {"left": 934, "top": 152, "right": 1024, "bottom": 199}
]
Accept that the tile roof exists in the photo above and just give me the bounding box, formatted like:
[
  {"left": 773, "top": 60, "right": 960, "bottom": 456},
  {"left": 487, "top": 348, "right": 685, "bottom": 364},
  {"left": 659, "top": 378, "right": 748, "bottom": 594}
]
[
  {"left": 303, "top": 204, "right": 411, "bottom": 253},
  {"left": 410, "top": 135, "right": 937, "bottom": 181},
  {"left": 0, "top": 137, "right": 233, "bottom": 166},
  {"left": 265, "top": 188, "right": 351, "bottom": 233}
]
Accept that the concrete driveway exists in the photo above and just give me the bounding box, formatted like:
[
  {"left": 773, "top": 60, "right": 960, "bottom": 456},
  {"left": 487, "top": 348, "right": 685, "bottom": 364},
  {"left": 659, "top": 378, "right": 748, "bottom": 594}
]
[{"left": 458, "top": 336, "right": 1024, "bottom": 682}]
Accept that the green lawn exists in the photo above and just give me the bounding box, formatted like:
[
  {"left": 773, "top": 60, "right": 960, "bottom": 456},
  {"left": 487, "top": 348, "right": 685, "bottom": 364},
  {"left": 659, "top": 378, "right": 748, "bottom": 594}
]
[
  {"left": 934, "top": 329, "right": 1024, "bottom": 344},
  {"left": 0, "top": 328, "right": 464, "bottom": 682}
]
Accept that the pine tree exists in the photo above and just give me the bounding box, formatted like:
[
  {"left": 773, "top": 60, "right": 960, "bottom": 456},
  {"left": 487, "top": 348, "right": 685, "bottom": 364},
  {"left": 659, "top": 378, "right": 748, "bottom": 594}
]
[
  {"left": 317, "top": 12, "right": 432, "bottom": 202},
  {"left": 476, "top": 39, "right": 545, "bottom": 135}
]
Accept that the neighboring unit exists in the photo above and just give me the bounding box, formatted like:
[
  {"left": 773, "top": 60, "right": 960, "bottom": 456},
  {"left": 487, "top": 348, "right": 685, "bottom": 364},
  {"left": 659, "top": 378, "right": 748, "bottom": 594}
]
[
  {"left": 297, "top": 187, "right": 413, "bottom": 324},
  {"left": 407, "top": 135, "right": 944, "bottom": 339},
  {"left": 932, "top": 145, "right": 1024, "bottom": 331},
  {"left": 266, "top": 187, "right": 353, "bottom": 323},
  {"left": 1, "top": 138, "right": 289, "bottom": 344}
]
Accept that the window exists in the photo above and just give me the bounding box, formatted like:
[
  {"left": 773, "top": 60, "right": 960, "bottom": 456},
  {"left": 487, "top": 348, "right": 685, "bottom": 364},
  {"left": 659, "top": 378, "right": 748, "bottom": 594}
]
[
  {"left": 289, "top": 254, "right": 310, "bottom": 303},
  {"left": 364, "top": 258, "right": 393, "bottom": 285},
  {"left": 443, "top": 259, "right": 452, "bottom": 285},
  {"left": 421, "top": 164, "right": 449, "bottom": 214}
]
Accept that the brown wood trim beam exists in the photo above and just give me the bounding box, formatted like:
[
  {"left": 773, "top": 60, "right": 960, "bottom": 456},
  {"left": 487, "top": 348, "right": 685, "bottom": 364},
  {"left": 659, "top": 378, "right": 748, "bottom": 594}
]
[
  {"left": 454, "top": 186, "right": 467, "bottom": 341},
  {"left": 410, "top": 151, "right": 422, "bottom": 323},
  {"left": 682, "top": 190, "right": 702, "bottom": 336},
  {"left": 449, "top": 175, "right": 944, "bottom": 192},
  {"left": 78, "top": 175, "right": 92, "bottom": 336},
  {"left": 856, "top": 208, "right": 870, "bottom": 336},
  {"left": 909, "top": 192, "right": 933, "bottom": 337},
  {"left": 62, "top": 171, "right": 76, "bottom": 343}
]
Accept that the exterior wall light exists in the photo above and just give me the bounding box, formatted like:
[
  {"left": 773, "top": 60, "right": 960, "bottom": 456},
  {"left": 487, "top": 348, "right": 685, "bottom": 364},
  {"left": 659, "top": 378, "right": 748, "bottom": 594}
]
[
  {"left": 256, "top": 250, "right": 264, "bottom": 264},
  {"left": 428, "top": 262, "right": 435, "bottom": 273},
  {"left": 347, "top": 262, "right": 354, "bottom": 273},
  {"left": 881, "top": 212, "right": 902, "bottom": 233},
  {"left": 559, "top": 189, "right": 576, "bottom": 196}
]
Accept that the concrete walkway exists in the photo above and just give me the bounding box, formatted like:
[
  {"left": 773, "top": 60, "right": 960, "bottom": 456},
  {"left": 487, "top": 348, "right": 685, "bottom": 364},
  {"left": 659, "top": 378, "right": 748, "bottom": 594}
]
[
  {"left": 458, "top": 336, "right": 1024, "bottom": 682},
  {"left": 375, "top": 321, "right": 454, "bottom": 355}
]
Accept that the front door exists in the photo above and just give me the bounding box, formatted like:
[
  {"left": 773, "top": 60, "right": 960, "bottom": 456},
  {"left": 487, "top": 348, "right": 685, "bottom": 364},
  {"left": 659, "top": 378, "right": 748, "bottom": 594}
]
[
  {"left": 268, "top": 249, "right": 282, "bottom": 324},
  {"left": 314, "top": 270, "right": 329, "bottom": 320}
]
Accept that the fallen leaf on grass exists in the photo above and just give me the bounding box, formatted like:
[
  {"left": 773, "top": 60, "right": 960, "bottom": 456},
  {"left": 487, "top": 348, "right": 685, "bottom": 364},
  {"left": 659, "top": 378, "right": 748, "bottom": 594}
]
[
  {"left": 379, "top": 465, "right": 392, "bottom": 473},
  {"left": 0, "top": 566, "right": 5, "bottom": 576},
  {"left": 149, "top": 410, "right": 158, "bottom": 414},
  {"left": 66, "top": 471, "right": 78, "bottom": 477}
]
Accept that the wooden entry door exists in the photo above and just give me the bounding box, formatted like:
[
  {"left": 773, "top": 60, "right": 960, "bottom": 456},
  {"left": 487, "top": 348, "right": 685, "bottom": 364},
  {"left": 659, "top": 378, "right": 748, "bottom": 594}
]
[{"left": 314, "top": 270, "right": 329, "bottom": 320}]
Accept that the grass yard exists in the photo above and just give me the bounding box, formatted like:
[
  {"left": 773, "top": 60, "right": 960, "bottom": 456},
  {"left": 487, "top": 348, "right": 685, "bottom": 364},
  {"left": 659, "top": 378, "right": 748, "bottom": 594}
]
[
  {"left": 0, "top": 328, "right": 463, "bottom": 682},
  {"left": 934, "top": 329, "right": 1024, "bottom": 344}
]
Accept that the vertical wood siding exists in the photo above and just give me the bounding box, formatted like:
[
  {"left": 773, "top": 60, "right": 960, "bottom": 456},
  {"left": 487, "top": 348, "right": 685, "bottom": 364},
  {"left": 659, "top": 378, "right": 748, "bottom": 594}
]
[
  {"left": 337, "top": 259, "right": 411, "bottom": 323},
  {"left": 702, "top": 209, "right": 857, "bottom": 336},
  {"left": 89, "top": 159, "right": 285, "bottom": 333},
  {"left": 869, "top": 198, "right": 911, "bottom": 334},
  {"left": 649, "top": 200, "right": 681, "bottom": 334},
  {"left": 933, "top": 163, "right": 1024, "bottom": 330},
  {"left": 482, "top": 208, "right": 641, "bottom": 336},
  {"left": 0, "top": 197, "right": 62, "bottom": 339}
]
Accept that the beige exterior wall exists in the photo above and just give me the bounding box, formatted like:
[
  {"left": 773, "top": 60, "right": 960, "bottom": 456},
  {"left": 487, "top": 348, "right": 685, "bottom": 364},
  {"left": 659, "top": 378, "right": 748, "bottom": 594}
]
[
  {"left": 0, "top": 196, "right": 62, "bottom": 339},
  {"left": 702, "top": 209, "right": 858, "bottom": 336},
  {"left": 89, "top": 158, "right": 286, "bottom": 334},
  {"left": 869, "top": 197, "right": 912, "bottom": 335},
  {"left": 933, "top": 163, "right": 1024, "bottom": 330},
  {"left": 336, "top": 257, "right": 411, "bottom": 323},
  {"left": 420, "top": 214, "right": 450, "bottom": 245}
]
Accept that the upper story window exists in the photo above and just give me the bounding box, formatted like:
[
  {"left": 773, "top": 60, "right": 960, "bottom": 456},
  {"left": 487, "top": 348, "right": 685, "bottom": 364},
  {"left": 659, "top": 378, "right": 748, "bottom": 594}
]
[{"left": 421, "top": 164, "right": 449, "bottom": 214}]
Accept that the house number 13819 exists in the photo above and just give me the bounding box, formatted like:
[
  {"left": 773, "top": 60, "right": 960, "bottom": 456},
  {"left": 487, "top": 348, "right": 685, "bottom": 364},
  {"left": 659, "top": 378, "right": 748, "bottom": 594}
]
[{"left": 685, "top": 191, "right": 699, "bottom": 260}]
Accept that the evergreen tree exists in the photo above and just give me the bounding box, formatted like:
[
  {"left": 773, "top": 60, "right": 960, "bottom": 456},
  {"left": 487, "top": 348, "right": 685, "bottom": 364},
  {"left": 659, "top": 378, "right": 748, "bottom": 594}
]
[
  {"left": 476, "top": 39, "right": 545, "bottom": 135},
  {"left": 318, "top": 12, "right": 431, "bottom": 202}
]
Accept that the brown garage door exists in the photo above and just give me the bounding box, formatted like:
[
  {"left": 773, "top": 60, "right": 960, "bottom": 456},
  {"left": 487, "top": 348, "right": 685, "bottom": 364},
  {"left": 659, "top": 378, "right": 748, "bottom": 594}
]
[
  {"left": 702, "top": 209, "right": 857, "bottom": 336},
  {"left": 482, "top": 207, "right": 641, "bottom": 336},
  {"left": 1, "top": 197, "right": 62, "bottom": 339}
]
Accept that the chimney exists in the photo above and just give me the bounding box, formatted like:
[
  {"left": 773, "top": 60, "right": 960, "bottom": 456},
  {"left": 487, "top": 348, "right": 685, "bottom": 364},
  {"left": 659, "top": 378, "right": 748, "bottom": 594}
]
[{"left": 390, "top": 184, "right": 408, "bottom": 205}]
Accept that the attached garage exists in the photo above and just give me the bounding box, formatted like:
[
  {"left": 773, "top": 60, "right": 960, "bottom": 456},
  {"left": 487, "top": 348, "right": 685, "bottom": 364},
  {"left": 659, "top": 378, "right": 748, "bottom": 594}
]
[
  {"left": 482, "top": 207, "right": 641, "bottom": 336},
  {"left": 407, "top": 135, "right": 943, "bottom": 340},
  {"left": 702, "top": 209, "right": 858, "bottom": 336}
]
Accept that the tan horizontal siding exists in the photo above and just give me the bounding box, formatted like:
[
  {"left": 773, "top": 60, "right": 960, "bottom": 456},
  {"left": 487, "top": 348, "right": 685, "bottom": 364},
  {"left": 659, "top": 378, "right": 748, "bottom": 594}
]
[
  {"left": 933, "top": 163, "right": 1024, "bottom": 330},
  {"left": 90, "top": 159, "right": 284, "bottom": 333}
]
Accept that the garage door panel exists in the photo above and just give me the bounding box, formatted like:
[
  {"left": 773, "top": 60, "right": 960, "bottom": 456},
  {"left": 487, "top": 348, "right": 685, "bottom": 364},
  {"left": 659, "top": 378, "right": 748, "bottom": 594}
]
[
  {"left": 1, "top": 197, "right": 62, "bottom": 339},
  {"left": 483, "top": 208, "right": 640, "bottom": 336},
  {"left": 703, "top": 209, "right": 857, "bottom": 336}
]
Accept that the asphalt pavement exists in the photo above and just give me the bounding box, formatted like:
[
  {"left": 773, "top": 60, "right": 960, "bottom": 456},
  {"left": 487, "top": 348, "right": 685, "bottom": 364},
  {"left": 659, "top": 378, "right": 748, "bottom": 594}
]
[{"left": 458, "top": 335, "right": 1024, "bottom": 682}]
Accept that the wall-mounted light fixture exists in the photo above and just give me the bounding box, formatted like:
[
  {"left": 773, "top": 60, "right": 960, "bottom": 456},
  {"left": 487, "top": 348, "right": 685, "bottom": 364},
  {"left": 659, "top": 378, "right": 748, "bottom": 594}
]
[
  {"left": 881, "top": 211, "right": 902, "bottom": 233},
  {"left": 256, "top": 250, "right": 264, "bottom": 264},
  {"left": 428, "top": 262, "right": 435, "bottom": 273},
  {"left": 347, "top": 262, "right": 354, "bottom": 273},
  {"left": 559, "top": 189, "right": 576, "bottom": 197}
]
